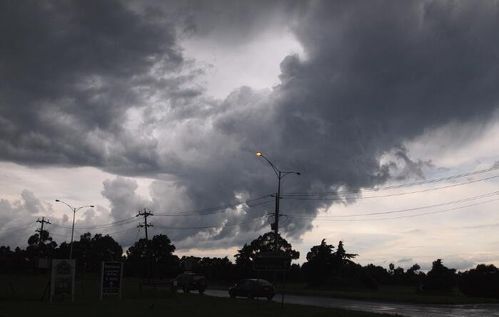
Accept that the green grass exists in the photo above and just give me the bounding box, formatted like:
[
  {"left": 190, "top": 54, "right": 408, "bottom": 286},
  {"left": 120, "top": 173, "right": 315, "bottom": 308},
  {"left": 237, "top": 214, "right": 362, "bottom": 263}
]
[
  {"left": 0, "top": 275, "right": 395, "bottom": 317},
  {"left": 279, "top": 283, "right": 499, "bottom": 305},
  {"left": 0, "top": 293, "right": 397, "bottom": 317}
]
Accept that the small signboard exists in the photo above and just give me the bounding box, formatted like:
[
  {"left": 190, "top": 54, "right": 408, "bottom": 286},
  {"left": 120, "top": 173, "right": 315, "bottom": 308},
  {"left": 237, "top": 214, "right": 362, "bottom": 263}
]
[
  {"left": 100, "top": 261, "right": 123, "bottom": 299},
  {"left": 254, "top": 253, "right": 291, "bottom": 272},
  {"left": 50, "top": 259, "right": 75, "bottom": 302}
]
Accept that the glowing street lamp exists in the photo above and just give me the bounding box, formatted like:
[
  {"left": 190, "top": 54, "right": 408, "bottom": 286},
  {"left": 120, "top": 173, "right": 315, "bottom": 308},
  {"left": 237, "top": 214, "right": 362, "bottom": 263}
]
[{"left": 256, "top": 152, "right": 300, "bottom": 252}]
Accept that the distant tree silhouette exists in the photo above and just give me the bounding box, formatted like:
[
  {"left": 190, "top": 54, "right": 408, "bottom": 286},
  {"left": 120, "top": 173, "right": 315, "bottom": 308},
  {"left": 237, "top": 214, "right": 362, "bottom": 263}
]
[
  {"left": 55, "top": 232, "right": 122, "bottom": 272},
  {"left": 406, "top": 263, "right": 424, "bottom": 287},
  {"left": 302, "top": 239, "right": 335, "bottom": 286},
  {"left": 335, "top": 241, "right": 357, "bottom": 264},
  {"left": 363, "top": 264, "right": 390, "bottom": 285},
  {"left": 126, "top": 234, "right": 179, "bottom": 278},
  {"left": 234, "top": 232, "right": 299, "bottom": 278},
  {"left": 194, "top": 257, "right": 236, "bottom": 282},
  {"left": 303, "top": 239, "right": 360, "bottom": 287},
  {"left": 459, "top": 264, "right": 499, "bottom": 298},
  {"left": 424, "top": 259, "right": 456, "bottom": 291},
  {"left": 26, "top": 230, "right": 57, "bottom": 263}
]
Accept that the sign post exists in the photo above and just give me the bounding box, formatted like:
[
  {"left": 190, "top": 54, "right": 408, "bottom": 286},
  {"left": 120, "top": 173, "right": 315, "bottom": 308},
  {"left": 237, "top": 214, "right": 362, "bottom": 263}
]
[
  {"left": 50, "top": 259, "right": 75, "bottom": 302},
  {"left": 253, "top": 253, "right": 291, "bottom": 308},
  {"left": 100, "top": 261, "right": 124, "bottom": 300},
  {"left": 253, "top": 253, "right": 291, "bottom": 272}
]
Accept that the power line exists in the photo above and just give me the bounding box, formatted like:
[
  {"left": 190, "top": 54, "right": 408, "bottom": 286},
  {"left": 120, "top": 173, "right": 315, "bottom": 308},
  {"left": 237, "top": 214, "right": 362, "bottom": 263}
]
[
  {"left": 154, "top": 199, "right": 273, "bottom": 217},
  {"left": 290, "top": 197, "right": 499, "bottom": 222},
  {"left": 288, "top": 190, "right": 499, "bottom": 218},
  {"left": 50, "top": 217, "right": 137, "bottom": 230},
  {"left": 376, "top": 164, "right": 499, "bottom": 190},
  {"left": 153, "top": 216, "right": 269, "bottom": 231},
  {"left": 0, "top": 219, "right": 38, "bottom": 235},
  {"left": 153, "top": 194, "right": 273, "bottom": 217},
  {"left": 281, "top": 174, "right": 499, "bottom": 200}
]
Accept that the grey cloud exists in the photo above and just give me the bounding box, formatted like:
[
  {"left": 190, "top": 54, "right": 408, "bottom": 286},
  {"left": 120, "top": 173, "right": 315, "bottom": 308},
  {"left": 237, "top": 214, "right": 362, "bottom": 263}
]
[
  {"left": 398, "top": 257, "right": 414, "bottom": 264},
  {"left": 0, "top": 190, "right": 52, "bottom": 247},
  {"left": 0, "top": 0, "right": 194, "bottom": 170},
  {"left": 101, "top": 177, "right": 148, "bottom": 220},
  {"left": 20, "top": 190, "right": 45, "bottom": 214},
  {"left": 2, "top": 1, "right": 499, "bottom": 250}
]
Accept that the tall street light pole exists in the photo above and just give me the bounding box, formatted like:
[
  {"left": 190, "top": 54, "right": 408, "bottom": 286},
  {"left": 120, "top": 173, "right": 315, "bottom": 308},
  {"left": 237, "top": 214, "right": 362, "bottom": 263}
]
[
  {"left": 55, "top": 199, "right": 94, "bottom": 260},
  {"left": 256, "top": 152, "right": 300, "bottom": 253}
]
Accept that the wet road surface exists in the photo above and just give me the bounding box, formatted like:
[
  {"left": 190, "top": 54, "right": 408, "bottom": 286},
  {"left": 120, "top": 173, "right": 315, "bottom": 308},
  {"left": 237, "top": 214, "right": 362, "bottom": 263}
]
[{"left": 205, "top": 289, "right": 499, "bottom": 317}]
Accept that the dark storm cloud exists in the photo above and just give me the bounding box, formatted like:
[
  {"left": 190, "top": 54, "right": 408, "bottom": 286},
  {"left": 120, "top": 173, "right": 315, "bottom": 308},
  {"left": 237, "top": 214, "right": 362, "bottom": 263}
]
[
  {"left": 160, "top": 0, "right": 499, "bottom": 243},
  {"left": 272, "top": 0, "right": 499, "bottom": 191},
  {"left": 0, "top": 0, "right": 192, "bottom": 170},
  {"left": 2, "top": 1, "right": 499, "bottom": 249}
]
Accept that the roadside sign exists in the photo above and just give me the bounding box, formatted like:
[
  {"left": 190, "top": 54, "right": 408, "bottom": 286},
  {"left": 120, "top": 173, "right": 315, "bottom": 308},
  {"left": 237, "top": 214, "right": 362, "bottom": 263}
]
[
  {"left": 100, "top": 261, "right": 123, "bottom": 299},
  {"left": 254, "top": 253, "right": 291, "bottom": 272},
  {"left": 50, "top": 259, "right": 75, "bottom": 302}
]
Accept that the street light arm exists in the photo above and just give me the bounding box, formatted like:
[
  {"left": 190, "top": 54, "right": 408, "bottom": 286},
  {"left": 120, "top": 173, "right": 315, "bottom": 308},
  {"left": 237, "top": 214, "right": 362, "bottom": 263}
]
[
  {"left": 55, "top": 199, "right": 94, "bottom": 260},
  {"left": 55, "top": 199, "right": 75, "bottom": 211},
  {"left": 75, "top": 205, "right": 95, "bottom": 212},
  {"left": 257, "top": 153, "right": 280, "bottom": 178},
  {"left": 281, "top": 171, "right": 301, "bottom": 178}
]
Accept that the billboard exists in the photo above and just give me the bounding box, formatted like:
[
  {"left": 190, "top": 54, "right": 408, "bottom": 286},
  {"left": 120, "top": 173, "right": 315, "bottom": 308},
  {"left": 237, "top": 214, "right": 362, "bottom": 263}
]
[
  {"left": 100, "top": 261, "right": 123, "bottom": 299},
  {"left": 50, "top": 259, "right": 75, "bottom": 302}
]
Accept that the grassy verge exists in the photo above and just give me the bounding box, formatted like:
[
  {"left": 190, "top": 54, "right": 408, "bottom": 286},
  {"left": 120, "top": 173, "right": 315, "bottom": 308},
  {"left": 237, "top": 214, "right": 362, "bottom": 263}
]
[
  {"left": 0, "top": 293, "right": 399, "bottom": 317},
  {"left": 278, "top": 284, "right": 499, "bottom": 305},
  {"left": 0, "top": 275, "right": 397, "bottom": 317}
]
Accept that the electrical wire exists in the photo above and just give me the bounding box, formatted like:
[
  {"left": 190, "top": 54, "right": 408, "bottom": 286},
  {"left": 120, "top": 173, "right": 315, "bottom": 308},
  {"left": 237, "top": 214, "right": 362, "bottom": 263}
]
[
  {"left": 153, "top": 216, "right": 269, "bottom": 230},
  {"left": 288, "top": 197, "right": 499, "bottom": 222},
  {"left": 154, "top": 199, "right": 273, "bottom": 217},
  {"left": 50, "top": 217, "right": 138, "bottom": 230},
  {"left": 285, "top": 190, "right": 499, "bottom": 218},
  {"left": 281, "top": 174, "right": 499, "bottom": 201},
  {"left": 154, "top": 194, "right": 272, "bottom": 216}
]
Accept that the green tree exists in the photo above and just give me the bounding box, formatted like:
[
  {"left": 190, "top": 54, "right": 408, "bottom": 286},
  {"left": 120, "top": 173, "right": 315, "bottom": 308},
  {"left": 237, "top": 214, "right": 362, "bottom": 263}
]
[
  {"left": 26, "top": 230, "right": 57, "bottom": 262},
  {"left": 424, "top": 259, "right": 456, "bottom": 291},
  {"left": 302, "top": 239, "right": 335, "bottom": 286},
  {"left": 234, "top": 232, "right": 299, "bottom": 278},
  {"left": 126, "top": 234, "right": 178, "bottom": 278},
  {"left": 235, "top": 232, "right": 299, "bottom": 263}
]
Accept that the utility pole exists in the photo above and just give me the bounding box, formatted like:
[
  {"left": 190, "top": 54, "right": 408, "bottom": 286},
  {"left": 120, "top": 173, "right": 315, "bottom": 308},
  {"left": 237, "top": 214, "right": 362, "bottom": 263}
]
[
  {"left": 136, "top": 208, "right": 153, "bottom": 240},
  {"left": 274, "top": 171, "right": 282, "bottom": 253},
  {"left": 36, "top": 217, "right": 51, "bottom": 246},
  {"left": 256, "top": 152, "right": 300, "bottom": 253}
]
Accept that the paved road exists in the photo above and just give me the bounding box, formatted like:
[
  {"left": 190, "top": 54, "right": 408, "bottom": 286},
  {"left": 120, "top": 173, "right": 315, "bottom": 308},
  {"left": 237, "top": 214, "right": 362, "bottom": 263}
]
[{"left": 205, "top": 289, "right": 499, "bottom": 317}]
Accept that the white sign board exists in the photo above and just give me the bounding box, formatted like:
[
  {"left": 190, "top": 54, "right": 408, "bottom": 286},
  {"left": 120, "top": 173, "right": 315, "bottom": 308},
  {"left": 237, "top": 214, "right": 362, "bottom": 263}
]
[{"left": 50, "top": 259, "right": 75, "bottom": 302}]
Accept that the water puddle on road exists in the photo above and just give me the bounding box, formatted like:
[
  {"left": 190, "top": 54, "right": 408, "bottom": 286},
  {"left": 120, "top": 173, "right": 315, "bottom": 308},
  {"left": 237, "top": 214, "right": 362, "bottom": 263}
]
[{"left": 205, "top": 289, "right": 499, "bottom": 317}]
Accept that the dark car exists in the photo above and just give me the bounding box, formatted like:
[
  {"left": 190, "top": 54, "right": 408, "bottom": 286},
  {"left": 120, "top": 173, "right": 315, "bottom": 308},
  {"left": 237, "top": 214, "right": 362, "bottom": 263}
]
[
  {"left": 229, "top": 279, "right": 275, "bottom": 300},
  {"left": 175, "top": 272, "right": 207, "bottom": 294}
]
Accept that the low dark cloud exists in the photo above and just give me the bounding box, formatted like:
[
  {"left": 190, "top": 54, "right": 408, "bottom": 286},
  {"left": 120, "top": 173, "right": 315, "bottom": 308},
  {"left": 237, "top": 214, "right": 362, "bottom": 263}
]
[
  {"left": 1, "top": 1, "right": 499, "bottom": 249},
  {"left": 0, "top": 0, "right": 193, "bottom": 170}
]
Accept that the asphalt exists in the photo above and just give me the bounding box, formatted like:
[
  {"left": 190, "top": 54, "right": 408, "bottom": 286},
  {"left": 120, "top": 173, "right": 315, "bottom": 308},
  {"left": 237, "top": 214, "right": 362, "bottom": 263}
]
[{"left": 204, "top": 289, "right": 499, "bottom": 317}]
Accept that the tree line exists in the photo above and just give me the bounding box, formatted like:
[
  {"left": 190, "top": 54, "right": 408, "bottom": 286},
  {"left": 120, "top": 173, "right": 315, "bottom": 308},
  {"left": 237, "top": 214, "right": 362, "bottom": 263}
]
[{"left": 1, "top": 229, "right": 498, "bottom": 299}]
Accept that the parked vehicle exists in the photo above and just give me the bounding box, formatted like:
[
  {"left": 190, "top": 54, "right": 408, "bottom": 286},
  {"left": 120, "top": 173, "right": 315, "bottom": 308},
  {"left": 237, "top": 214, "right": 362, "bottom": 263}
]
[
  {"left": 175, "top": 272, "right": 207, "bottom": 294},
  {"left": 229, "top": 279, "right": 275, "bottom": 300}
]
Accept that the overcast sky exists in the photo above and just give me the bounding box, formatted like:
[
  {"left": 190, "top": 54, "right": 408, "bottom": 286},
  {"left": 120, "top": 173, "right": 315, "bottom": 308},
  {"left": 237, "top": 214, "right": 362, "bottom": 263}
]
[{"left": 1, "top": 0, "right": 499, "bottom": 270}]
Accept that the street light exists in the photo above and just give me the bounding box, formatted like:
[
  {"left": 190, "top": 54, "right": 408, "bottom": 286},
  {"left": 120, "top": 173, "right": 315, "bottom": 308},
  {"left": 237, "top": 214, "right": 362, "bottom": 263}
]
[
  {"left": 55, "top": 199, "right": 94, "bottom": 259},
  {"left": 256, "top": 151, "right": 300, "bottom": 252}
]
